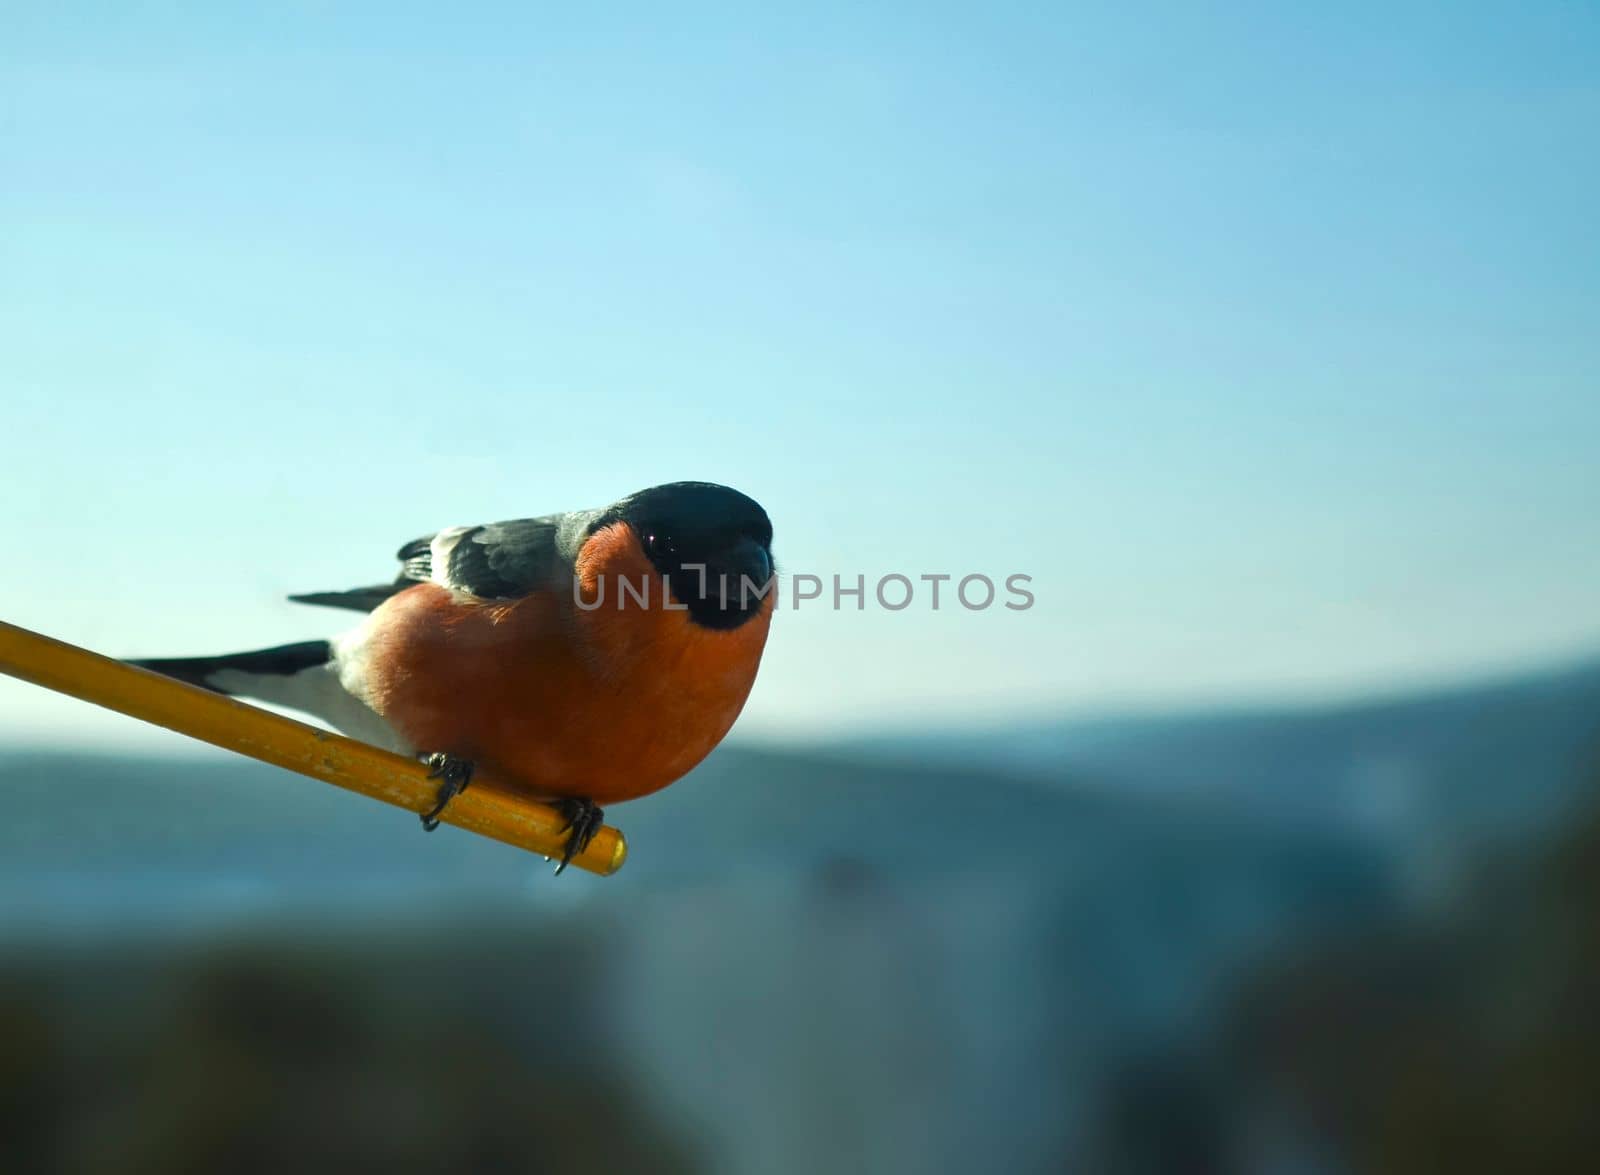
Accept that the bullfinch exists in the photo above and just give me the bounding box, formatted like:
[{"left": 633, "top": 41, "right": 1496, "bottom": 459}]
[{"left": 133, "top": 481, "right": 776, "bottom": 870}]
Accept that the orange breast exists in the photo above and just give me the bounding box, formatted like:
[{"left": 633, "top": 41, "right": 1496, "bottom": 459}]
[{"left": 358, "top": 523, "right": 774, "bottom": 805}]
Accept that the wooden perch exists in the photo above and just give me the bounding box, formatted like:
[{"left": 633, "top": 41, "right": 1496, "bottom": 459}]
[{"left": 0, "top": 620, "right": 626, "bottom": 876}]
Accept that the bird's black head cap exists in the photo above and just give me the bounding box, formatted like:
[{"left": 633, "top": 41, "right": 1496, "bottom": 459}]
[{"left": 592, "top": 481, "right": 775, "bottom": 630}]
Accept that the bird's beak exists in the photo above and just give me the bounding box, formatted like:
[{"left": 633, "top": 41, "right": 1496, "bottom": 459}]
[{"left": 724, "top": 537, "right": 773, "bottom": 594}]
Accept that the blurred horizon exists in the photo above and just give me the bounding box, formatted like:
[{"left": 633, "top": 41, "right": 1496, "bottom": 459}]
[{"left": 5, "top": 650, "right": 1600, "bottom": 1170}]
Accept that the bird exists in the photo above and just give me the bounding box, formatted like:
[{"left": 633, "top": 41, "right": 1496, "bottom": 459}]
[{"left": 131, "top": 481, "right": 776, "bottom": 870}]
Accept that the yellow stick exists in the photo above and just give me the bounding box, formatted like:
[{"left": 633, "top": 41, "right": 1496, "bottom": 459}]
[{"left": 0, "top": 620, "right": 626, "bottom": 876}]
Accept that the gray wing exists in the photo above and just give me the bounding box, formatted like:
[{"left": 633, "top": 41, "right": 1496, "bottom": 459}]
[{"left": 290, "top": 509, "right": 603, "bottom": 612}]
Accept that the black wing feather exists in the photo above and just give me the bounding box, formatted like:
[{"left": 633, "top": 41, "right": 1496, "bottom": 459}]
[
  {"left": 394, "top": 535, "right": 434, "bottom": 583},
  {"left": 442, "top": 518, "right": 563, "bottom": 599},
  {"left": 291, "top": 513, "right": 581, "bottom": 612},
  {"left": 287, "top": 585, "right": 409, "bottom": 612}
]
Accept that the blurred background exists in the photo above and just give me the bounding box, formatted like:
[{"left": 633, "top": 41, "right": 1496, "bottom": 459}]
[{"left": 3, "top": 3, "right": 1598, "bottom": 1171}]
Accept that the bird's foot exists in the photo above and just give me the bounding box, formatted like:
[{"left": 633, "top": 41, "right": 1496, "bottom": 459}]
[
  {"left": 419, "top": 752, "right": 475, "bottom": 831},
  {"left": 552, "top": 797, "right": 604, "bottom": 875}
]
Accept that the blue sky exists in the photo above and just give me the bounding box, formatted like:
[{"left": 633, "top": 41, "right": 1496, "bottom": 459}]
[{"left": 4, "top": 2, "right": 1597, "bottom": 748}]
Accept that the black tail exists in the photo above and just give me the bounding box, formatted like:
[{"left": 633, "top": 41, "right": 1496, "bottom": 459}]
[{"left": 130, "top": 640, "right": 332, "bottom": 695}]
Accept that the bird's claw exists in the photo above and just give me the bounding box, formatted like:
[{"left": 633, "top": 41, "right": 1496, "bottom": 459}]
[
  {"left": 417, "top": 757, "right": 599, "bottom": 871},
  {"left": 420, "top": 752, "right": 475, "bottom": 831},
  {"left": 552, "top": 797, "right": 604, "bottom": 874}
]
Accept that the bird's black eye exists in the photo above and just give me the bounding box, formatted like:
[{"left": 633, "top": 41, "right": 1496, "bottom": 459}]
[{"left": 646, "top": 532, "right": 676, "bottom": 554}]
